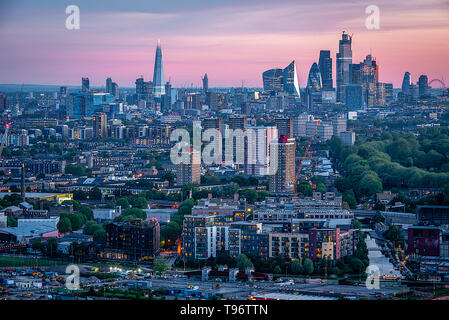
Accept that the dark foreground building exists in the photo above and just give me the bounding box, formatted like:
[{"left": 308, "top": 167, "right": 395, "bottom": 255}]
[
  {"left": 417, "top": 205, "right": 449, "bottom": 225},
  {"left": 102, "top": 219, "right": 160, "bottom": 262}
]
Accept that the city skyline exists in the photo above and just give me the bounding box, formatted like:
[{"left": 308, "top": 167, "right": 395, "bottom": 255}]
[{"left": 0, "top": 0, "right": 448, "bottom": 88}]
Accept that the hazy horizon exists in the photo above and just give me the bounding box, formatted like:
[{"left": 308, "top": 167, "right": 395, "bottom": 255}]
[{"left": 1, "top": 0, "right": 448, "bottom": 88}]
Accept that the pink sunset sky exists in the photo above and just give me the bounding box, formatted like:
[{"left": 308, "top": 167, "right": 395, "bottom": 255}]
[{"left": 0, "top": 0, "right": 448, "bottom": 88}]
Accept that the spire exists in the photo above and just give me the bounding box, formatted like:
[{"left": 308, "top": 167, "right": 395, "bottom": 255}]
[{"left": 157, "top": 38, "right": 161, "bottom": 48}]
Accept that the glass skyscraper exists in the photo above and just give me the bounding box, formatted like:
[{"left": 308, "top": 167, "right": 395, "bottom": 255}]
[
  {"left": 152, "top": 39, "right": 165, "bottom": 98},
  {"left": 282, "top": 60, "right": 300, "bottom": 99},
  {"left": 402, "top": 72, "right": 411, "bottom": 94},
  {"left": 262, "top": 68, "right": 284, "bottom": 92},
  {"left": 336, "top": 32, "right": 352, "bottom": 103},
  {"left": 306, "top": 62, "right": 322, "bottom": 107},
  {"left": 318, "top": 50, "right": 333, "bottom": 91}
]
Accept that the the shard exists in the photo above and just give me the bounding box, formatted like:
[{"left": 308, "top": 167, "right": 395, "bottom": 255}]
[{"left": 152, "top": 39, "right": 165, "bottom": 98}]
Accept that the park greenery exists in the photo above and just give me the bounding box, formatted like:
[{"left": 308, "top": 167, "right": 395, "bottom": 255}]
[{"left": 329, "top": 127, "right": 449, "bottom": 203}]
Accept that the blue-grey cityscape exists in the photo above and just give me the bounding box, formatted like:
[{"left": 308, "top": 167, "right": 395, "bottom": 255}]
[{"left": 0, "top": 0, "right": 449, "bottom": 310}]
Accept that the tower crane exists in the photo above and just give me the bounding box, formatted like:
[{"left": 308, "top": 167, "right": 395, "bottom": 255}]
[
  {"left": 0, "top": 122, "right": 11, "bottom": 159},
  {"left": 294, "top": 119, "right": 319, "bottom": 196}
]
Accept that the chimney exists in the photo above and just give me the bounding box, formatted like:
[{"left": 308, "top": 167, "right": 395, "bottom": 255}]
[
  {"left": 208, "top": 193, "right": 212, "bottom": 200},
  {"left": 21, "top": 164, "right": 25, "bottom": 199}
]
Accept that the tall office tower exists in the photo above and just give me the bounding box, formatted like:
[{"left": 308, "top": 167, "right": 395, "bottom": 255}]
[
  {"left": 135, "top": 77, "right": 152, "bottom": 102},
  {"left": 293, "top": 114, "right": 309, "bottom": 138},
  {"left": 336, "top": 31, "right": 352, "bottom": 102},
  {"left": 106, "top": 77, "right": 113, "bottom": 94},
  {"left": 111, "top": 82, "right": 119, "bottom": 100},
  {"left": 184, "top": 93, "right": 201, "bottom": 109},
  {"left": 206, "top": 91, "right": 218, "bottom": 110},
  {"left": 0, "top": 93, "right": 4, "bottom": 112},
  {"left": 244, "top": 126, "right": 278, "bottom": 176},
  {"left": 350, "top": 54, "right": 378, "bottom": 107},
  {"left": 318, "top": 50, "right": 333, "bottom": 91},
  {"left": 176, "top": 148, "right": 201, "bottom": 186},
  {"left": 361, "top": 54, "right": 378, "bottom": 107},
  {"left": 401, "top": 72, "right": 411, "bottom": 94},
  {"left": 345, "top": 84, "right": 363, "bottom": 109},
  {"left": 202, "top": 73, "right": 209, "bottom": 96},
  {"left": 82, "top": 77, "right": 90, "bottom": 92},
  {"left": 274, "top": 117, "right": 293, "bottom": 138},
  {"left": 306, "top": 62, "right": 323, "bottom": 108},
  {"left": 228, "top": 115, "right": 247, "bottom": 165},
  {"left": 59, "top": 87, "right": 68, "bottom": 98},
  {"left": 161, "top": 81, "right": 172, "bottom": 112},
  {"left": 152, "top": 39, "right": 165, "bottom": 98},
  {"left": 203, "top": 117, "right": 223, "bottom": 135},
  {"left": 229, "top": 115, "right": 247, "bottom": 130},
  {"left": 269, "top": 135, "right": 296, "bottom": 195},
  {"left": 282, "top": 61, "right": 301, "bottom": 99},
  {"left": 418, "top": 75, "right": 430, "bottom": 97},
  {"left": 376, "top": 83, "right": 393, "bottom": 106},
  {"left": 93, "top": 112, "right": 108, "bottom": 139},
  {"left": 262, "top": 68, "right": 284, "bottom": 92}
]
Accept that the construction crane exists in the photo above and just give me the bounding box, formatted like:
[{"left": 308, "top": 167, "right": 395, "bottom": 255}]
[
  {"left": 0, "top": 122, "right": 11, "bottom": 158},
  {"left": 294, "top": 120, "right": 319, "bottom": 195}
]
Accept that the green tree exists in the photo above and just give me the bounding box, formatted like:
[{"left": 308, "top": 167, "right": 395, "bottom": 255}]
[
  {"left": 291, "top": 259, "right": 303, "bottom": 274},
  {"left": 303, "top": 258, "right": 314, "bottom": 275},
  {"left": 57, "top": 217, "right": 72, "bottom": 233},
  {"left": 130, "top": 197, "right": 148, "bottom": 209},
  {"left": 236, "top": 254, "right": 253, "bottom": 272},
  {"left": 343, "top": 190, "right": 357, "bottom": 209},
  {"left": 93, "top": 228, "right": 106, "bottom": 242},
  {"left": 273, "top": 265, "right": 282, "bottom": 274},
  {"left": 299, "top": 182, "right": 313, "bottom": 197},
  {"left": 7, "top": 217, "right": 17, "bottom": 227},
  {"left": 116, "top": 197, "right": 130, "bottom": 209},
  {"left": 154, "top": 257, "right": 169, "bottom": 274},
  {"left": 80, "top": 206, "right": 93, "bottom": 220},
  {"left": 45, "top": 238, "right": 59, "bottom": 257},
  {"left": 316, "top": 183, "right": 327, "bottom": 193}
]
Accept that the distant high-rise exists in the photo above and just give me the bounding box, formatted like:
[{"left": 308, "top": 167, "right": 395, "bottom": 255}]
[
  {"left": 350, "top": 54, "right": 378, "bottom": 107},
  {"left": 93, "top": 112, "right": 108, "bottom": 139},
  {"left": 0, "top": 93, "right": 4, "bottom": 112},
  {"left": 206, "top": 91, "right": 218, "bottom": 110},
  {"left": 282, "top": 61, "right": 301, "bottom": 99},
  {"left": 59, "top": 86, "right": 68, "bottom": 98},
  {"left": 401, "top": 72, "right": 411, "bottom": 94},
  {"left": 176, "top": 148, "right": 201, "bottom": 186},
  {"left": 274, "top": 117, "right": 294, "bottom": 138},
  {"left": 203, "top": 117, "right": 223, "bottom": 135},
  {"left": 418, "top": 75, "right": 430, "bottom": 97},
  {"left": 82, "top": 77, "right": 90, "bottom": 92},
  {"left": 106, "top": 77, "right": 113, "bottom": 94},
  {"left": 269, "top": 135, "right": 296, "bottom": 195},
  {"left": 336, "top": 32, "right": 352, "bottom": 103},
  {"left": 306, "top": 62, "right": 322, "bottom": 107},
  {"left": 318, "top": 50, "right": 333, "bottom": 91},
  {"left": 152, "top": 39, "right": 165, "bottom": 98},
  {"left": 202, "top": 73, "right": 209, "bottom": 96},
  {"left": 111, "top": 82, "right": 119, "bottom": 100},
  {"left": 263, "top": 68, "right": 284, "bottom": 92}
]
